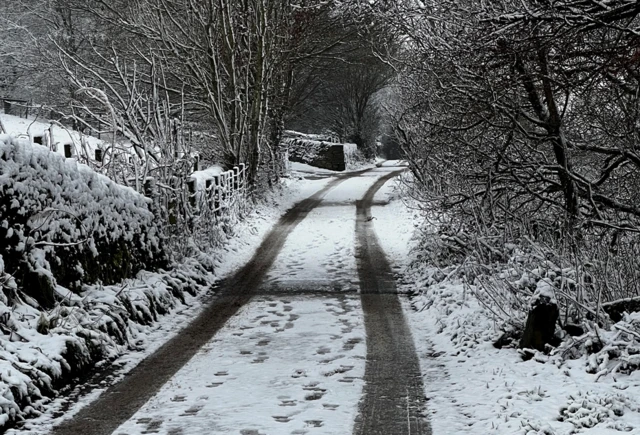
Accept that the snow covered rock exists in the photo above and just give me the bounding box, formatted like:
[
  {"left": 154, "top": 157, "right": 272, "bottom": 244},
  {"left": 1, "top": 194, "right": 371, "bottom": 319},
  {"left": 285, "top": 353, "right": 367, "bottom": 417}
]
[{"left": 519, "top": 278, "right": 559, "bottom": 352}]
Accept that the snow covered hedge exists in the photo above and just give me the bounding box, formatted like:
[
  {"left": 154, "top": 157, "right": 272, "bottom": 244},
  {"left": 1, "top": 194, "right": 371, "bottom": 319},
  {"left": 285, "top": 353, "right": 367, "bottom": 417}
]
[
  {"left": 0, "top": 136, "right": 223, "bottom": 430},
  {"left": 0, "top": 135, "right": 167, "bottom": 308}
]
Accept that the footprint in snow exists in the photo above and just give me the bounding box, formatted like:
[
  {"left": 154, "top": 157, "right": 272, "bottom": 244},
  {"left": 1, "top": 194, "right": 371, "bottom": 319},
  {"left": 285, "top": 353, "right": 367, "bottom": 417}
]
[
  {"left": 279, "top": 399, "right": 297, "bottom": 407},
  {"left": 305, "top": 391, "right": 325, "bottom": 401},
  {"left": 180, "top": 404, "right": 204, "bottom": 416},
  {"left": 305, "top": 420, "right": 324, "bottom": 427},
  {"left": 316, "top": 346, "right": 331, "bottom": 355}
]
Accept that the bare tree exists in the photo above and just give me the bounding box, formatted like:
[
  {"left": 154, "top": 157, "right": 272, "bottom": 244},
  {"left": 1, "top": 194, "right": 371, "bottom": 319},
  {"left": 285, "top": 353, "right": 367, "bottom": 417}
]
[{"left": 365, "top": 0, "right": 640, "bottom": 322}]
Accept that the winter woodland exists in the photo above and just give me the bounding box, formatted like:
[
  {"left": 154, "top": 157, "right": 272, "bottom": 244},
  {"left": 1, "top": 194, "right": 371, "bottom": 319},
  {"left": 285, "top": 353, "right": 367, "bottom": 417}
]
[{"left": 1, "top": 0, "right": 640, "bottom": 433}]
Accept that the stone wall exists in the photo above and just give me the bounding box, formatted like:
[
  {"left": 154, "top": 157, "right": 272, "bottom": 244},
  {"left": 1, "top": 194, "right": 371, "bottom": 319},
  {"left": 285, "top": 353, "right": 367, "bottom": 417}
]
[
  {"left": 305, "top": 144, "right": 345, "bottom": 171},
  {"left": 286, "top": 137, "right": 347, "bottom": 171}
]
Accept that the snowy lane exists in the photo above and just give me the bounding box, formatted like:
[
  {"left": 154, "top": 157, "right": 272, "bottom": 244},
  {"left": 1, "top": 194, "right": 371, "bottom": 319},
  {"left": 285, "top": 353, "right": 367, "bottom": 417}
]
[
  {"left": 109, "top": 168, "right": 406, "bottom": 434},
  {"left": 44, "top": 164, "right": 421, "bottom": 435},
  {"left": 112, "top": 295, "right": 367, "bottom": 435},
  {"left": 48, "top": 170, "right": 368, "bottom": 435}
]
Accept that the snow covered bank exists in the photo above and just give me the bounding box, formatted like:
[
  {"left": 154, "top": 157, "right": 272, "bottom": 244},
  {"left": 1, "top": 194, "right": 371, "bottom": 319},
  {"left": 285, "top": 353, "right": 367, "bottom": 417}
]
[
  {"left": 406, "top": 272, "right": 640, "bottom": 434},
  {"left": 363, "top": 175, "right": 640, "bottom": 433}
]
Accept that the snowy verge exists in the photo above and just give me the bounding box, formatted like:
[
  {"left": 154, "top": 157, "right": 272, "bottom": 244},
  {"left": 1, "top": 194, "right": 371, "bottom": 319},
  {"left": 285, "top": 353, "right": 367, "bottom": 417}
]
[
  {"left": 367, "top": 177, "right": 640, "bottom": 434},
  {"left": 387, "top": 231, "right": 640, "bottom": 432},
  {"left": 405, "top": 271, "right": 640, "bottom": 434}
]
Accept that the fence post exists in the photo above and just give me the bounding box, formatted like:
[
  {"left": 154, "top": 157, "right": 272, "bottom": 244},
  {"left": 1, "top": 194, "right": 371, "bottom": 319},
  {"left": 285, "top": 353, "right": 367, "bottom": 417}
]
[
  {"left": 233, "top": 166, "right": 240, "bottom": 191},
  {"left": 238, "top": 163, "right": 246, "bottom": 192},
  {"left": 48, "top": 126, "right": 55, "bottom": 152},
  {"left": 213, "top": 175, "right": 221, "bottom": 216},
  {"left": 205, "top": 179, "right": 213, "bottom": 209},
  {"left": 188, "top": 178, "right": 197, "bottom": 208},
  {"left": 221, "top": 171, "right": 229, "bottom": 208}
]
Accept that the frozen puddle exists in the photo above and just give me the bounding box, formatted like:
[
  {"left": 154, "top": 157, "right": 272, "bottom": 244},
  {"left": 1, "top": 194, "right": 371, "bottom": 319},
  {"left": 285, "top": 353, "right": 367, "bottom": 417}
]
[{"left": 112, "top": 295, "right": 366, "bottom": 435}]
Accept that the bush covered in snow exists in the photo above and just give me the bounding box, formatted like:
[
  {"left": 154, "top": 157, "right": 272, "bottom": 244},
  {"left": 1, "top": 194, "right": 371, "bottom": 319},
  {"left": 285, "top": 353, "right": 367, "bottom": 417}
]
[
  {"left": 0, "top": 254, "right": 216, "bottom": 430},
  {"left": 0, "top": 135, "right": 167, "bottom": 308},
  {"left": 410, "top": 215, "right": 640, "bottom": 386}
]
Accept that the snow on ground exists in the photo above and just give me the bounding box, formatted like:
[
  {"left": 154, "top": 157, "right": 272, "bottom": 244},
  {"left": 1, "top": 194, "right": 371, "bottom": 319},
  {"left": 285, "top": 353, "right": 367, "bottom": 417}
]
[
  {"left": 370, "top": 170, "right": 417, "bottom": 271},
  {"left": 5, "top": 165, "right": 336, "bottom": 434},
  {"left": 264, "top": 170, "right": 387, "bottom": 292},
  {"left": 370, "top": 178, "right": 640, "bottom": 434},
  {"left": 405, "top": 278, "right": 640, "bottom": 434},
  {"left": 112, "top": 295, "right": 366, "bottom": 435},
  {"left": 110, "top": 167, "right": 401, "bottom": 434}
]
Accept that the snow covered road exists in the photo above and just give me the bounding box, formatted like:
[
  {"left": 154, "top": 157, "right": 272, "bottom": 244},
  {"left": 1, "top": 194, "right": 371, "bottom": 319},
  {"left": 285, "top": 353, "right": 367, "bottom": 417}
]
[
  {"left": 44, "top": 163, "right": 429, "bottom": 435},
  {"left": 113, "top": 295, "right": 367, "bottom": 435}
]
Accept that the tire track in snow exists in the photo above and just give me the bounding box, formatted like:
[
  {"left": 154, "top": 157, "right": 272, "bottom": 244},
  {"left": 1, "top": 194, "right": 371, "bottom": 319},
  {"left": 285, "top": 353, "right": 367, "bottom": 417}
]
[
  {"left": 49, "top": 169, "right": 371, "bottom": 435},
  {"left": 353, "top": 169, "right": 431, "bottom": 435}
]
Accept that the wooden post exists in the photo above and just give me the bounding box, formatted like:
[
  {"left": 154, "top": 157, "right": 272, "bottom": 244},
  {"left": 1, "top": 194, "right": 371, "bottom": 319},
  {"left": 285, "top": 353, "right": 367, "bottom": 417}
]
[
  {"left": 233, "top": 166, "right": 240, "bottom": 191},
  {"left": 188, "top": 178, "right": 197, "bottom": 208},
  {"left": 213, "top": 175, "right": 221, "bottom": 216},
  {"left": 206, "top": 179, "right": 213, "bottom": 209},
  {"left": 239, "top": 163, "right": 246, "bottom": 191},
  {"left": 48, "top": 126, "right": 55, "bottom": 152},
  {"left": 95, "top": 149, "right": 103, "bottom": 162},
  {"left": 220, "top": 172, "right": 227, "bottom": 206}
]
